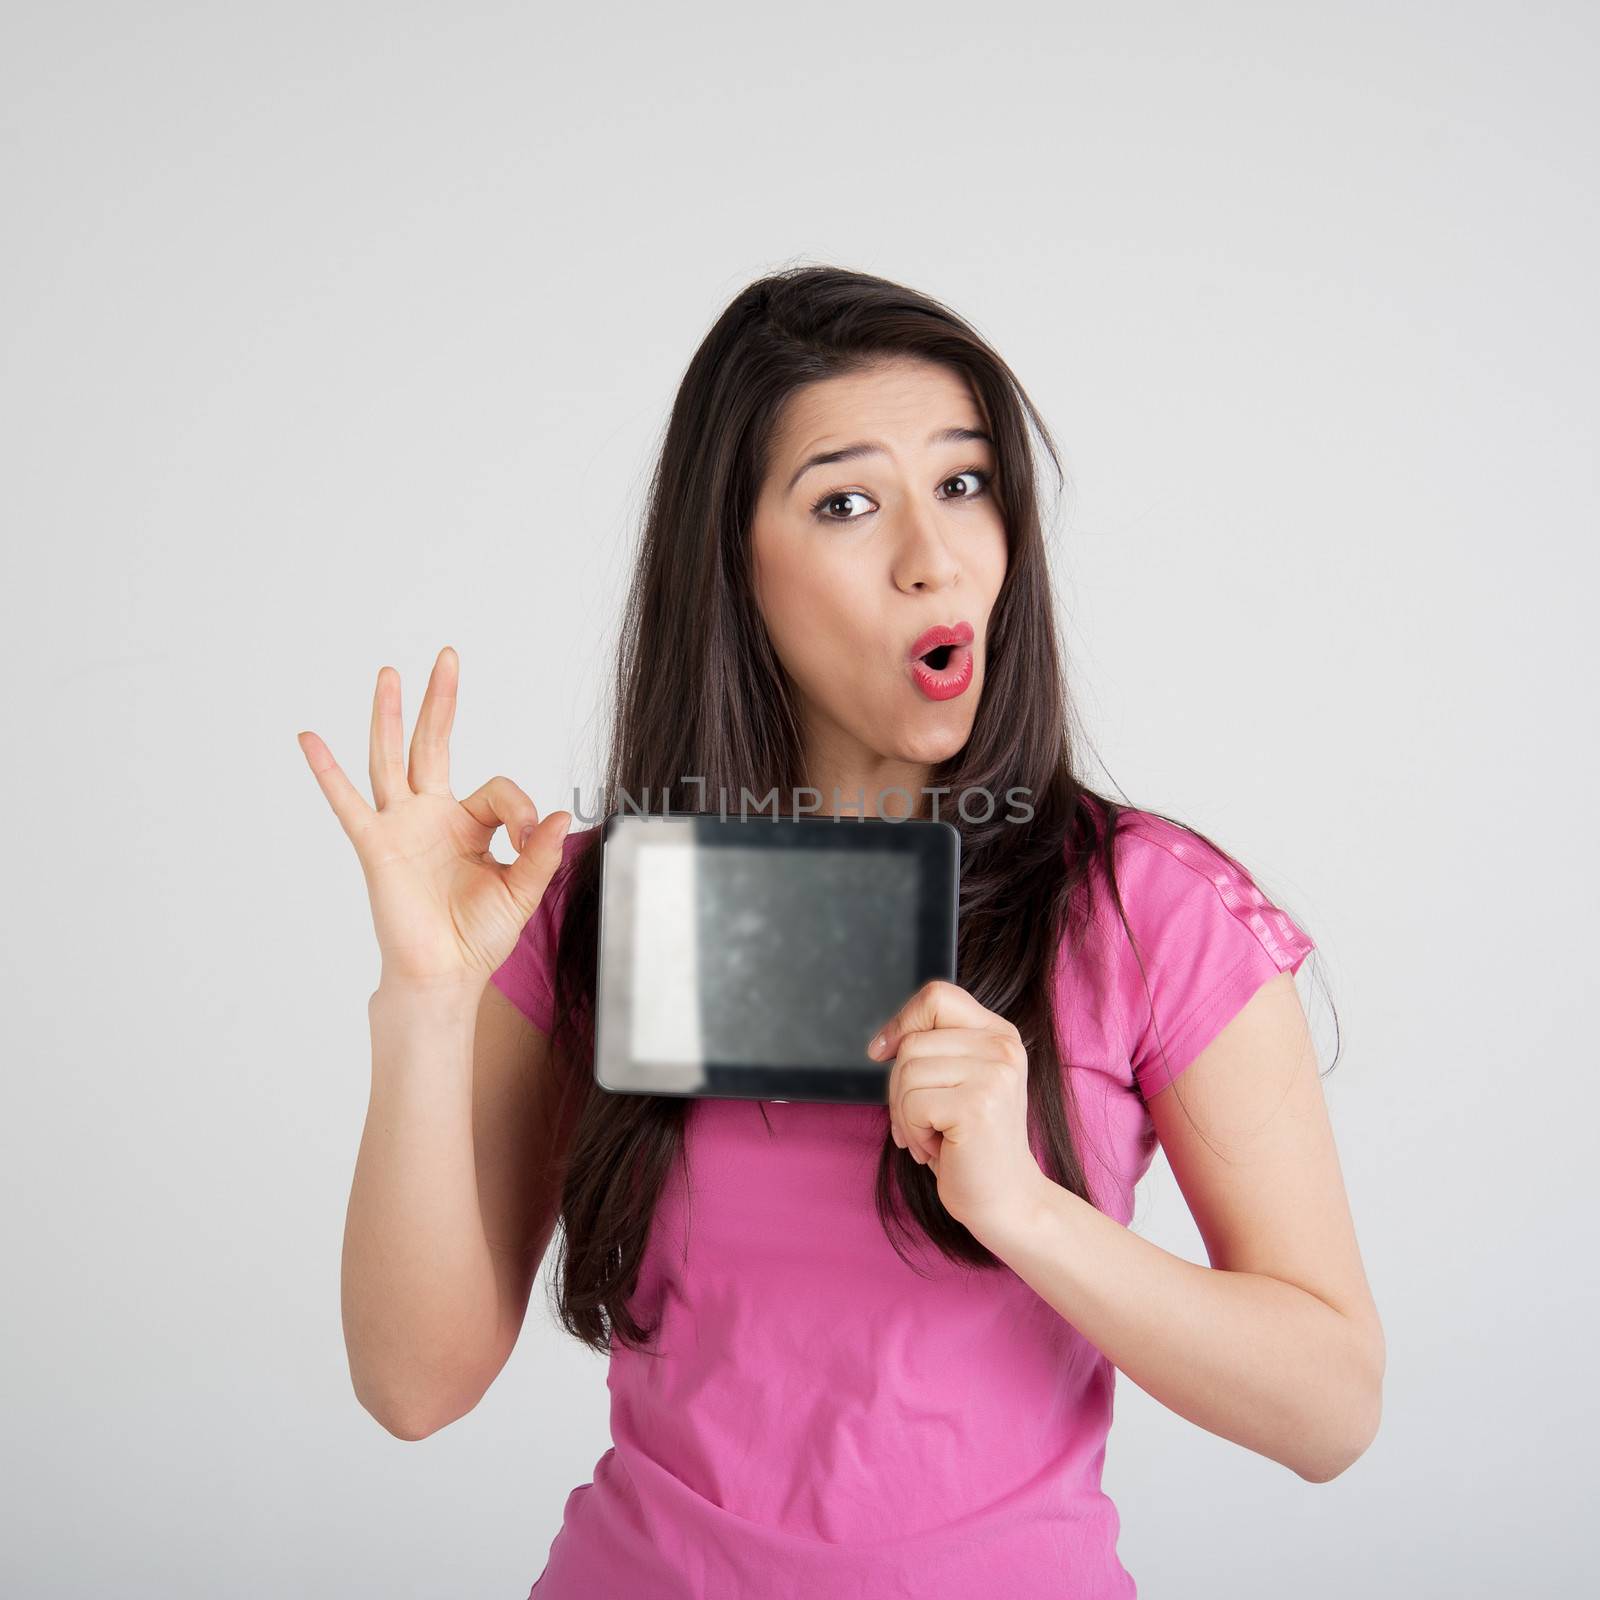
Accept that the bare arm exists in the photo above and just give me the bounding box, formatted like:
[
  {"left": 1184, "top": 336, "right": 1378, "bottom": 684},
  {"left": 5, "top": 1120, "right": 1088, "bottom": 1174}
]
[
  {"left": 969, "top": 971, "right": 1385, "bottom": 1481},
  {"left": 471, "top": 983, "right": 568, "bottom": 1380},
  {"left": 299, "top": 646, "right": 573, "bottom": 1442},
  {"left": 342, "top": 976, "right": 566, "bottom": 1439}
]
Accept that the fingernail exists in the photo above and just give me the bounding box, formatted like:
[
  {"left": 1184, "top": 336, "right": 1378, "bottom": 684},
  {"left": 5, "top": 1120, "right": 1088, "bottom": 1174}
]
[{"left": 868, "top": 1033, "right": 886, "bottom": 1058}]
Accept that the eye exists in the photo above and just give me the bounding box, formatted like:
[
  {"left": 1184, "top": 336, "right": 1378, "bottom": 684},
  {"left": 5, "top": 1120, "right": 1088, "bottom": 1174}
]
[
  {"left": 807, "top": 466, "right": 995, "bottom": 524},
  {"left": 809, "top": 489, "right": 874, "bottom": 523},
  {"left": 942, "top": 467, "right": 992, "bottom": 501}
]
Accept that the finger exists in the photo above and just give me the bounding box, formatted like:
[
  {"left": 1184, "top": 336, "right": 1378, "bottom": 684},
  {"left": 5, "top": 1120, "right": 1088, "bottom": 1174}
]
[
  {"left": 901, "top": 1083, "right": 965, "bottom": 1155},
  {"left": 368, "top": 665, "right": 409, "bottom": 810},
  {"left": 887, "top": 1051, "right": 968, "bottom": 1164},
  {"left": 893, "top": 1030, "right": 1028, "bottom": 1088},
  {"left": 503, "top": 808, "right": 574, "bottom": 919},
  {"left": 867, "top": 979, "right": 1016, "bottom": 1061},
  {"left": 888, "top": 1031, "right": 1027, "bottom": 1158},
  {"left": 459, "top": 775, "right": 541, "bottom": 850},
  {"left": 297, "top": 729, "right": 377, "bottom": 845},
  {"left": 407, "top": 645, "right": 458, "bottom": 796},
  {"left": 891, "top": 1028, "right": 1006, "bottom": 1067},
  {"left": 459, "top": 777, "right": 574, "bottom": 917}
]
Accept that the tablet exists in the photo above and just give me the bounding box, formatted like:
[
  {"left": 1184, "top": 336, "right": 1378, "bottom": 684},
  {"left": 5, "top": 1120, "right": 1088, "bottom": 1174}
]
[{"left": 594, "top": 812, "right": 960, "bottom": 1104}]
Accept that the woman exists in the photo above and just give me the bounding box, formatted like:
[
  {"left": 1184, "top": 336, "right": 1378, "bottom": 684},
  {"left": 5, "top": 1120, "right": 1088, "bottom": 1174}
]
[{"left": 304, "top": 266, "right": 1384, "bottom": 1598}]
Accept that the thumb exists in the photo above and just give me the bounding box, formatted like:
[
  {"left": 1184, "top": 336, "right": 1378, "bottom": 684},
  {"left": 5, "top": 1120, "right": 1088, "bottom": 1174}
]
[{"left": 504, "top": 809, "right": 572, "bottom": 916}]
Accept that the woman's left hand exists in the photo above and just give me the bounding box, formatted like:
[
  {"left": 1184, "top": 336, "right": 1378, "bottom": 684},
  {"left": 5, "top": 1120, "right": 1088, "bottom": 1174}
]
[{"left": 868, "top": 979, "right": 1045, "bottom": 1235}]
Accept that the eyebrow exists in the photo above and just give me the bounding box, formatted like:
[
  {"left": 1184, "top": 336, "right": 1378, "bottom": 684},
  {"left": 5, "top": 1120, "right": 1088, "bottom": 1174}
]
[{"left": 784, "top": 426, "right": 994, "bottom": 495}]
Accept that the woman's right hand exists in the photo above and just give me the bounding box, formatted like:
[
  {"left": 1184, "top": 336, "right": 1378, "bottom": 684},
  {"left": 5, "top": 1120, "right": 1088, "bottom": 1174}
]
[{"left": 297, "top": 645, "right": 573, "bottom": 990}]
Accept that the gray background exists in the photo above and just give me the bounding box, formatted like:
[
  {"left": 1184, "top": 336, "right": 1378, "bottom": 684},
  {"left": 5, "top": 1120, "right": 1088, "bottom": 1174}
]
[{"left": 3, "top": 2, "right": 1594, "bottom": 1595}]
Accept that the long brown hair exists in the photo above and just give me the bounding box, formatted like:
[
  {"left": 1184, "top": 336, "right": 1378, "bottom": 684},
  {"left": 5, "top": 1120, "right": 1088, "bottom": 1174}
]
[{"left": 537, "top": 264, "right": 1331, "bottom": 1355}]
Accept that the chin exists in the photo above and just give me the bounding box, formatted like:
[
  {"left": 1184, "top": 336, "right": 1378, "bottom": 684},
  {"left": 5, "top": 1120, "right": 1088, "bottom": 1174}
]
[{"left": 891, "top": 718, "right": 975, "bottom": 767}]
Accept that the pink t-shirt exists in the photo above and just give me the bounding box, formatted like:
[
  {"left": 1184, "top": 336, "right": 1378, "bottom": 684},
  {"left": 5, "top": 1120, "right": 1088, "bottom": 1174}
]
[{"left": 491, "top": 808, "right": 1315, "bottom": 1599}]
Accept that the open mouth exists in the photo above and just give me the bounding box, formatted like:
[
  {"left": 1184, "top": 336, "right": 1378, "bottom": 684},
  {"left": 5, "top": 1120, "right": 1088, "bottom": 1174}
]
[
  {"left": 906, "top": 619, "right": 975, "bottom": 663},
  {"left": 910, "top": 641, "right": 973, "bottom": 701},
  {"left": 907, "top": 622, "right": 976, "bottom": 701}
]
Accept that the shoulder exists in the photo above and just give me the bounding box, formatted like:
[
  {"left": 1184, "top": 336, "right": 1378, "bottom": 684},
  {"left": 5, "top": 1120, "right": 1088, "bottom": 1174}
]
[
  {"left": 1108, "top": 808, "right": 1242, "bottom": 908},
  {"left": 1076, "top": 805, "right": 1315, "bottom": 1096},
  {"left": 1067, "top": 802, "right": 1315, "bottom": 984},
  {"left": 1068, "top": 805, "right": 1228, "bottom": 928},
  {"left": 538, "top": 820, "right": 604, "bottom": 926},
  {"left": 557, "top": 819, "right": 604, "bottom": 872},
  {"left": 490, "top": 820, "right": 602, "bottom": 1031}
]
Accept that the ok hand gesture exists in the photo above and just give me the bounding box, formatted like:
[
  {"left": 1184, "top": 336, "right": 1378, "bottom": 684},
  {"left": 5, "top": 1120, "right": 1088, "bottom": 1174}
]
[{"left": 296, "top": 646, "right": 571, "bottom": 990}]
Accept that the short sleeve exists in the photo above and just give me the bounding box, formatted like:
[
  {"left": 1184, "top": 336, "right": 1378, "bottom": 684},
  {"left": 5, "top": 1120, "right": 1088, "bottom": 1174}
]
[
  {"left": 488, "top": 826, "right": 590, "bottom": 1035},
  {"left": 1109, "top": 814, "right": 1316, "bottom": 1100}
]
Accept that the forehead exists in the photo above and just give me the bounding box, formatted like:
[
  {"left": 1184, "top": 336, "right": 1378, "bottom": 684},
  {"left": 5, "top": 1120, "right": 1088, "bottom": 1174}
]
[{"left": 772, "top": 358, "right": 984, "bottom": 453}]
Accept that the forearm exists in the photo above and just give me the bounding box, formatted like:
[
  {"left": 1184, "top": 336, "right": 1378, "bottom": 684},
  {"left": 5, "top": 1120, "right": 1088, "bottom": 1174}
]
[
  {"left": 971, "top": 1172, "right": 1382, "bottom": 1482},
  {"left": 342, "top": 979, "right": 500, "bottom": 1437}
]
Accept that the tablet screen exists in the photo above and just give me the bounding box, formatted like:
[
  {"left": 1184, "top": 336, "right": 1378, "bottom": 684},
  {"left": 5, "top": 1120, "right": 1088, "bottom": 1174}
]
[{"left": 595, "top": 814, "right": 959, "bottom": 1103}]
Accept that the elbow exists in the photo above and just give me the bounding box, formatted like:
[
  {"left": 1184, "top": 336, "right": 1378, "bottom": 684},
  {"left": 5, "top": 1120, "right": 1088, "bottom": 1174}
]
[
  {"left": 375, "top": 1407, "right": 441, "bottom": 1443},
  {"left": 1293, "top": 1420, "right": 1377, "bottom": 1483},
  {"left": 1293, "top": 1320, "right": 1386, "bottom": 1483},
  {"left": 353, "top": 1370, "right": 485, "bottom": 1443},
  {"left": 353, "top": 1378, "right": 444, "bottom": 1441},
  {"left": 360, "top": 1390, "right": 471, "bottom": 1442},
  {"left": 1292, "top": 1392, "right": 1382, "bottom": 1482},
  {"left": 346, "top": 1327, "right": 505, "bottom": 1443}
]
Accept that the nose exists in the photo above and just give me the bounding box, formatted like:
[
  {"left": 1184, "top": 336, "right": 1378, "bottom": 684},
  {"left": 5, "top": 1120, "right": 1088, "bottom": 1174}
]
[{"left": 891, "top": 503, "right": 961, "bottom": 594}]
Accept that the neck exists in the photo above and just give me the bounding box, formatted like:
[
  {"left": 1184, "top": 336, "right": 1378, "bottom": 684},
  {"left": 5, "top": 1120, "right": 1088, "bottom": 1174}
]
[{"left": 801, "top": 744, "right": 934, "bottom": 822}]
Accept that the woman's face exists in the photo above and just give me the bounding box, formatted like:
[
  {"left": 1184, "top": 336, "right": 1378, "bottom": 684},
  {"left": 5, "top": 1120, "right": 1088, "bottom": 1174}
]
[{"left": 751, "top": 357, "right": 1008, "bottom": 796}]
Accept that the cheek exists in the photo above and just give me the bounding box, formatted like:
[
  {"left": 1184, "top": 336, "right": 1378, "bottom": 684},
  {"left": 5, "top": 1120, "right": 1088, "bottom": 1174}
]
[
  {"left": 758, "top": 540, "right": 873, "bottom": 686},
  {"left": 754, "top": 541, "right": 803, "bottom": 658},
  {"left": 978, "top": 512, "right": 1009, "bottom": 591}
]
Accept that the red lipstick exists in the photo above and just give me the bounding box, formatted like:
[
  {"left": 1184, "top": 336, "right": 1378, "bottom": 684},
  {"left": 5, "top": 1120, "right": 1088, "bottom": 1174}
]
[{"left": 907, "top": 620, "right": 976, "bottom": 702}]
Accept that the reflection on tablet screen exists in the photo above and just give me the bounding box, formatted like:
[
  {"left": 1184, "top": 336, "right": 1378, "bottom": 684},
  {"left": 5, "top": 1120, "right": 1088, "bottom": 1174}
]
[
  {"left": 595, "top": 813, "right": 958, "bottom": 1102},
  {"left": 629, "top": 842, "right": 920, "bottom": 1071}
]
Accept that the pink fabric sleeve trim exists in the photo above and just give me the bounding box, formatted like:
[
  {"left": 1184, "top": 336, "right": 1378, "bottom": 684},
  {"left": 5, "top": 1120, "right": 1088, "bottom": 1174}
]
[
  {"left": 1148, "top": 830, "right": 1315, "bottom": 974},
  {"left": 1122, "top": 819, "right": 1317, "bottom": 1100}
]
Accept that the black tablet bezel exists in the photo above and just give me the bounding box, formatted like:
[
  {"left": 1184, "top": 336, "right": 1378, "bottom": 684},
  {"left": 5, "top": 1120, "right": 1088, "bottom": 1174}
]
[{"left": 593, "top": 810, "right": 960, "bottom": 1104}]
